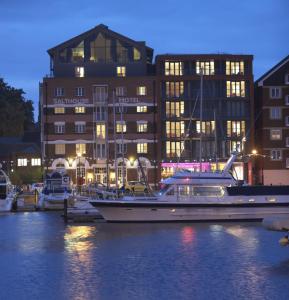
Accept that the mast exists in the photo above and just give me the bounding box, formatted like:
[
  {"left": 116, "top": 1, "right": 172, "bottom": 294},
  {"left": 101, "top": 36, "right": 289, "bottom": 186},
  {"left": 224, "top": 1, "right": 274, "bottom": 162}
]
[
  {"left": 199, "top": 68, "right": 203, "bottom": 172},
  {"left": 120, "top": 101, "right": 125, "bottom": 186},
  {"left": 113, "top": 90, "right": 118, "bottom": 189},
  {"left": 214, "top": 109, "right": 219, "bottom": 170}
]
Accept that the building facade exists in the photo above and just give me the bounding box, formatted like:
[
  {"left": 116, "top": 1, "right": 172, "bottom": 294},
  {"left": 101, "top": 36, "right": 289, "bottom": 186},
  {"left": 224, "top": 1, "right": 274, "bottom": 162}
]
[
  {"left": 40, "top": 24, "right": 255, "bottom": 186},
  {"left": 155, "top": 54, "right": 254, "bottom": 181},
  {"left": 255, "top": 55, "right": 289, "bottom": 185}
]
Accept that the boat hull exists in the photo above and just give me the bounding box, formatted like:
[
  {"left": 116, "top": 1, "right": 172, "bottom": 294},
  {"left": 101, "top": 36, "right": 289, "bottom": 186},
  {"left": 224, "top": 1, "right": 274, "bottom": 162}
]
[{"left": 90, "top": 201, "right": 289, "bottom": 222}]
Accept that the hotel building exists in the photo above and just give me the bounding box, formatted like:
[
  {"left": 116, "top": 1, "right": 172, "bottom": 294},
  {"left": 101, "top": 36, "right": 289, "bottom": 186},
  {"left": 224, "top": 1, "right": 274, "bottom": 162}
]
[
  {"left": 40, "top": 24, "right": 254, "bottom": 186},
  {"left": 255, "top": 55, "right": 289, "bottom": 185}
]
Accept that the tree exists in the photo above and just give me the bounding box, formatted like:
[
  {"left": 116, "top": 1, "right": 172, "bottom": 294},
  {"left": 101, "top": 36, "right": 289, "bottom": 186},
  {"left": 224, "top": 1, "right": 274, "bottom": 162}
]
[{"left": 0, "top": 78, "right": 35, "bottom": 136}]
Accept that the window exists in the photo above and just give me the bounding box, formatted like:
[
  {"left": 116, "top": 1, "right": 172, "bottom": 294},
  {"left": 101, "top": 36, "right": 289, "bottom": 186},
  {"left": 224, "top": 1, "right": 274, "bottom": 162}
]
[
  {"left": 75, "top": 106, "right": 85, "bottom": 114},
  {"left": 286, "top": 116, "right": 289, "bottom": 126},
  {"left": 117, "top": 143, "right": 127, "bottom": 154},
  {"left": 165, "top": 101, "right": 184, "bottom": 117},
  {"left": 137, "top": 122, "right": 148, "bottom": 133},
  {"left": 54, "top": 107, "right": 65, "bottom": 114},
  {"left": 226, "top": 81, "right": 245, "bottom": 97},
  {"left": 166, "top": 141, "right": 184, "bottom": 158},
  {"left": 226, "top": 121, "right": 245, "bottom": 137},
  {"left": 270, "top": 107, "right": 281, "bottom": 119},
  {"left": 133, "top": 48, "right": 141, "bottom": 61},
  {"left": 116, "top": 121, "right": 126, "bottom": 133},
  {"left": 271, "top": 149, "right": 282, "bottom": 160},
  {"left": 75, "top": 122, "right": 86, "bottom": 133},
  {"left": 96, "top": 143, "right": 106, "bottom": 158},
  {"left": 72, "top": 41, "right": 84, "bottom": 62},
  {"left": 286, "top": 137, "right": 289, "bottom": 147},
  {"left": 286, "top": 95, "right": 289, "bottom": 105},
  {"left": 137, "top": 143, "right": 148, "bottom": 154},
  {"left": 96, "top": 106, "right": 106, "bottom": 121},
  {"left": 116, "top": 105, "right": 127, "bottom": 114},
  {"left": 137, "top": 106, "right": 147, "bottom": 113},
  {"left": 226, "top": 61, "right": 244, "bottom": 75},
  {"left": 197, "top": 121, "right": 216, "bottom": 135},
  {"left": 166, "top": 82, "right": 184, "bottom": 97},
  {"left": 31, "top": 158, "right": 41, "bottom": 166},
  {"left": 228, "top": 140, "right": 244, "bottom": 153},
  {"left": 55, "top": 144, "right": 65, "bottom": 155},
  {"left": 90, "top": 33, "right": 112, "bottom": 62},
  {"left": 54, "top": 122, "right": 65, "bottom": 134},
  {"left": 270, "top": 129, "right": 282, "bottom": 140},
  {"left": 286, "top": 158, "right": 289, "bottom": 168},
  {"left": 136, "top": 86, "right": 147, "bottom": 96},
  {"left": 270, "top": 87, "right": 281, "bottom": 99},
  {"left": 196, "top": 60, "right": 215, "bottom": 75},
  {"left": 75, "top": 87, "right": 84, "bottom": 96},
  {"left": 75, "top": 66, "right": 84, "bottom": 77},
  {"left": 17, "top": 158, "right": 27, "bottom": 167},
  {"left": 116, "top": 87, "right": 126, "bottom": 96},
  {"left": 285, "top": 74, "right": 289, "bottom": 84},
  {"left": 117, "top": 66, "right": 126, "bottom": 77},
  {"left": 94, "top": 86, "right": 107, "bottom": 103},
  {"left": 76, "top": 144, "right": 86, "bottom": 156},
  {"left": 54, "top": 87, "right": 64, "bottom": 97},
  {"left": 96, "top": 124, "right": 106, "bottom": 139},
  {"left": 165, "top": 61, "right": 184, "bottom": 76},
  {"left": 166, "top": 121, "right": 185, "bottom": 138}
]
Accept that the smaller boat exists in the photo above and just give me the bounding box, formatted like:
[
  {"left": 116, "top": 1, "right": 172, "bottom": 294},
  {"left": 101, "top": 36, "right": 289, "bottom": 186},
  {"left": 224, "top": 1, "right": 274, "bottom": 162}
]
[
  {"left": 38, "top": 170, "right": 72, "bottom": 210},
  {"left": 0, "top": 167, "right": 17, "bottom": 212}
]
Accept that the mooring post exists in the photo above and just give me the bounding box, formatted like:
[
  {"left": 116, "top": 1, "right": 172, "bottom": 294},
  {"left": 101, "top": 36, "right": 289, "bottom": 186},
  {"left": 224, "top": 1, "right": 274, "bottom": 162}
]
[{"left": 64, "top": 198, "right": 68, "bottom": 223}]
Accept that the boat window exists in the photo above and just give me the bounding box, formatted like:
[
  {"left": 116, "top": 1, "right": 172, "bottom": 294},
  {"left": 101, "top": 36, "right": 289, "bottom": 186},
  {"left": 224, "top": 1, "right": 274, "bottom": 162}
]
[
  {"left": 192, "top": 186, "right": 223, "bottom": 197},
  {"left": 179, "top": 185, "right": 191, "bottom": 196},
  {"left": 166, "top": 187, "right": 175, "bottom": 196}
]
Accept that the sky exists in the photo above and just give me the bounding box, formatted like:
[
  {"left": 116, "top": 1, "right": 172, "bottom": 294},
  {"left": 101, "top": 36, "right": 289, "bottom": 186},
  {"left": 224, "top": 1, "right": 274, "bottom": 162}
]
[{"left": 0, "top": 0, "right": 288, "bottom": 120}]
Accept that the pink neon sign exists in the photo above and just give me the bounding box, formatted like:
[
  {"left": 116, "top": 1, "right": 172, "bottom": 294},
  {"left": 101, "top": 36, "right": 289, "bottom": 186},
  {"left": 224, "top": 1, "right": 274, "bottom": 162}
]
[{"left": 161, "top": 162, "right": 211, "bottom": 171}]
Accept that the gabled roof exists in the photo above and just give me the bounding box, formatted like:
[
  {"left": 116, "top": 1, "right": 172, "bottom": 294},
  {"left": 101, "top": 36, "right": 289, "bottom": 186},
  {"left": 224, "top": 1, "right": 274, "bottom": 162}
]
[
  {"left": 47, "top": 24, "right": 153, "bottom": 55},
  {"left": 256, "top": 54, "right": 289, "bottom": 86}
]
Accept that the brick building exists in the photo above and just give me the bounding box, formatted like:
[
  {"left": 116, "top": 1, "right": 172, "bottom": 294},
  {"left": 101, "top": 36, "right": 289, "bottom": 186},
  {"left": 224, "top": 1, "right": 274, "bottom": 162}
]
[{"left": 255, "top": 55, "right": 289, "bottom": 185}]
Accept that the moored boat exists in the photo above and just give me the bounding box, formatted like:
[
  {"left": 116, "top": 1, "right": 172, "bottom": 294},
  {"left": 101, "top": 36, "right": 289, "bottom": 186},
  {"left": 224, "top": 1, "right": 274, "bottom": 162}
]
[{"left": 0, "top": 167, "right": 17, "bottom": 212}]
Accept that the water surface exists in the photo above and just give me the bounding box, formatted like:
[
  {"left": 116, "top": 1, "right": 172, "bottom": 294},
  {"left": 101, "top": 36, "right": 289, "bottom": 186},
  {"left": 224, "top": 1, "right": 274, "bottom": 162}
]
[{"left": 0, "top": 212, "right": 288, "bottom": 300}]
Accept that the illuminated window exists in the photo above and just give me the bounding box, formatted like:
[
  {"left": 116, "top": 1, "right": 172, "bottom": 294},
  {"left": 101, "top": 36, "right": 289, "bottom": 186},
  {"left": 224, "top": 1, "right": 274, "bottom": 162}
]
[
  {"left": 165, "top": 82, "right": 184, "bottom": 97},
  {"left": 226, "top": 81, "right": 245, "bottom": 97},
  {"left": 165, "top": 101, "right": 184, "bottom": 117},
  {"left": 72, "top": 41, "right": 84, "bottom": 62},
  {"left": 76, "top": 144, "right": 86, "bottom": 155},
  {"left": 54, "top": 107, "right": 65, "bottom": 114},
  {"left": 133, "top": 48, "right": 141, "bottom": 60},
  {"left": 55, "top": 144, "right": 65, "bottom": 155},
  {"left": 54, "top": 87, "right": 64, "bottom": 97},
  {"left": 196, "top": 121, "right": 215, "bottom": 135},
  {"left": 196, "top": 60, "right": 215, "bottom": 75},
  {"left": 75, "top": 87, "right": 84, "bottom": 96},
  {"left": 137, "top": 122, "right": 148, "bottom": 133},
  {"left": 271, "top": 149, "right": 282, "bottom": 160},
  {"left": 228, "top": 141, "right": 244, "bottom": 153},
  {"left": 75, "top": 122, "right": 86, "bottom": 133},
  {"left": 166, "top": 121, "right": 185, "bottom": 138},
  {"left": 270, "top": 87, "right": 281, "bottom": 99},
  {"left": 96, "top": 124, "right": 106, "bottom": 139},
  {"left": 136, "top": 86, "right": 147, "bottom": 96},
  {"left": 137, "top": 143, "right": 148, "bottom": 153},
  {"left": 75, "top": 106, "right": 85, "bottom": 114},
  {"left": 17, "top": 158, "right": 27, "bottom": 167},
  {"left": 270, "top": 107, "right": 281, "bottom": 120},
  {"left": 116, "top": 121, "right": 127, "bottom": 133},
  {"left": 90, "top": 33, "right": 111, "bottom": 62},
  {"left": 116, "top": 86, "right": 126, "bottom": 96},
  {"left": 227, "top": 121, "right": 245, "bottom": 137},
  {"left": 31, "top": 158, "right": 41, "bottom": 166},
  {"left": 226, "top": 61, "right": 244, "bottom": 75},
  {"left": 54, "top": 122, "right": 65, "bottom": 134},
  {"left": 117, "top": 66, "right": 126, "bottom": 77},
  {"left": 166, "top": 141, "right": 184, "bottom": 158},
  {"left": 137, "top": 106, "right": 147, "bottom": 113},
  {"left": 165, "top": 61, "right": 184, "bottom": 76},
  {"left": 270, "top": 129, "right": 282, "bottom": 140},
  {"left": 75, "top": 66, "right": 84, "bottom": 77}
]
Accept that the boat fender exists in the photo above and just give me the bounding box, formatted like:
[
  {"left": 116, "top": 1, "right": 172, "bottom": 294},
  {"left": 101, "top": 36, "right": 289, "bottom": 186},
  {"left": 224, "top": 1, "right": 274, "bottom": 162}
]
[{"left": 279, "top": 235, "right": 289, "bottom": 247}]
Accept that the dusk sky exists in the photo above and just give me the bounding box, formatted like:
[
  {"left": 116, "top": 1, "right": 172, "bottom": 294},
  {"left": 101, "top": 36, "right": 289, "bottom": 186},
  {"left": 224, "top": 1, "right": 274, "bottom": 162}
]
[{"left": 1, "top": 0, "right": 288, "bottom": 119}]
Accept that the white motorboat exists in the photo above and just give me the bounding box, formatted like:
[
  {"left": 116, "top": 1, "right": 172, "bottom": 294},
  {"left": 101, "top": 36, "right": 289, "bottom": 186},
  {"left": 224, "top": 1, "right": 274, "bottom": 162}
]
[
  {"left": 89, "top": 153, "right": 289, "bottom": 222},
  {"left": 38, "top": 170, "right": 72, "bottom": 210},
  {"left": 0, "top": 167, "right": 16, "bottom": 212}
]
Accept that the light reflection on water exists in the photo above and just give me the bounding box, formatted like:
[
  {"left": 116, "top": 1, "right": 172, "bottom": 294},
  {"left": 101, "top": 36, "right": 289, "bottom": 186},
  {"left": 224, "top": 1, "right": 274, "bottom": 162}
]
[{"left": 0, "top": 213, "right": 289, "bottom": 300}]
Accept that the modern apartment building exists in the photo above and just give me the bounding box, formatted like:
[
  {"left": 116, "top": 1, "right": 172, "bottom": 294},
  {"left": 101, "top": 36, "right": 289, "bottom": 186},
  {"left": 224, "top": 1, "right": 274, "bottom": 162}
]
[
  {"left": 255, "top": 55, "right": 289, "bottom": 185},
  {"left": 40, "top": 24, "right": 255, "bottom": 186},
  {"left": 155, "top": 54, "right": 254, "bottom": 181}
]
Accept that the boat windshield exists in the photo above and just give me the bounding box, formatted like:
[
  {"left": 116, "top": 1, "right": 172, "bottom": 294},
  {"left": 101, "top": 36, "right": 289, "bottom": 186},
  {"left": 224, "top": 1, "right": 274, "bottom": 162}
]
[{"left": 158, "top": 184, "right": 172, "bottom": 195}]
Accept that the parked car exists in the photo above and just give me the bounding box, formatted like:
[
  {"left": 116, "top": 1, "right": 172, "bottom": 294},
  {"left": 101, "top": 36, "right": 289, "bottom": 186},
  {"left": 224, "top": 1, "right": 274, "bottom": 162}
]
[{"left": 121, "top": 181, "right": 148, "bottom": 193}]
